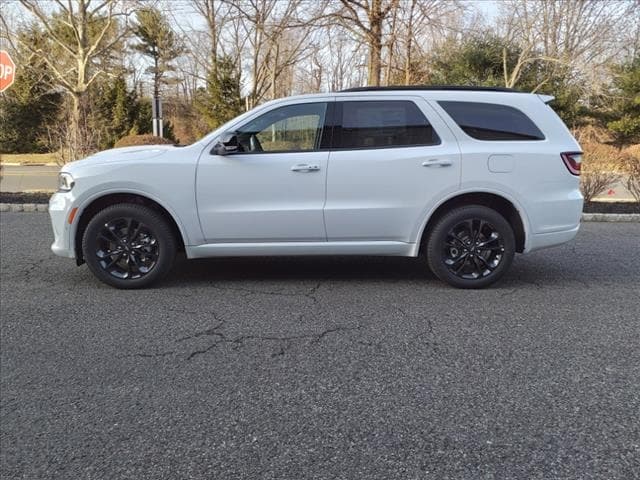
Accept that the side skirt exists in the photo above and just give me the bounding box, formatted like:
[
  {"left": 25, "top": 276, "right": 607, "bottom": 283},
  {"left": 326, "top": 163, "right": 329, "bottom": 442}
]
[{"left": 185, "top": 241, "right": 418, "bottom": 259}]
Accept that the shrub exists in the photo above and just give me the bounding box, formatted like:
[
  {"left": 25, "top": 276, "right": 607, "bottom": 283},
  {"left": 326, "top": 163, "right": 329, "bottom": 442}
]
[
  {"left": 572, "top": 125, "right": 613, "bottom": 145},
  {"left": 622, "top": 145, "right": 640, "bottom": 203},
  {"left": 579, "top": 141, "right": 623, "bottom": 202},
  {"left": 113, "top": 134, "right": 175, "bottom": 148}
]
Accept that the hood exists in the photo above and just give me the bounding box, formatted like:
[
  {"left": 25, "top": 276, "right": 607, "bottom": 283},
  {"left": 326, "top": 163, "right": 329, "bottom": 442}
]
[{"left": 65, "top": 145, "right": 176, "bottom": 170}]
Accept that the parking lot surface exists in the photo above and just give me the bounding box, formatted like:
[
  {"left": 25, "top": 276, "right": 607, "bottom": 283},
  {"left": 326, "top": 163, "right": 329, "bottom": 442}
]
[{"left": 1, "top": 213, "right": 639, "bottom": 479}]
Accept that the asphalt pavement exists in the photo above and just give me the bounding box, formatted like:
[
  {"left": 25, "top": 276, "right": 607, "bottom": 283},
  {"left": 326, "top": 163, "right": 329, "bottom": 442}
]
[{"left": 1, "top": 213, "right": 639, "bottom": 479}]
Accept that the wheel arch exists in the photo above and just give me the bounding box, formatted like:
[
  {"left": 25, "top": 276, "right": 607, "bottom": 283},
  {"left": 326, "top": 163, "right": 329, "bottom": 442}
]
[
  {"left": 418, "top": 191, "right": 527, "bottom": 254},
  {"left": 74, "top": 192, "right": 187, "bottom": 264}
]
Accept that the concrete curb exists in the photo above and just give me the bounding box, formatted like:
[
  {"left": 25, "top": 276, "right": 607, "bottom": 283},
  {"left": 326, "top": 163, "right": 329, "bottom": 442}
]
[
  {"left": 0, "top": 204, "right": 49, "bottom": 212},
  {"left": 581, "top": 213, "right": 640, "bottom": 222},
  {"left": 0, "top": 162, "right": 59, "bottom": 167},
  {"left": 1, "top": 203, "right": 639, "bottom": 221}
]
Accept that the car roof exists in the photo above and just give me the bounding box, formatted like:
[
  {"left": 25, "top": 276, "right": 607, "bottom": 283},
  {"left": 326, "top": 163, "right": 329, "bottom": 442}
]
[
  {"left": 256, "top": 87, "right": 544, "bottom": 110},
  {"left": 340, "top": 85, "right": 523, "bottom": 93}
]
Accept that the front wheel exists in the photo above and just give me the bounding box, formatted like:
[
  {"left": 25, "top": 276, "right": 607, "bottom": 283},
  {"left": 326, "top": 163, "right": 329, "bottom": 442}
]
[
  {"left": 425, "top": 205, "right": 515, "bottom": 289},
  {"left": 82, "top": 203, "right": 177, "bottom": 289}
]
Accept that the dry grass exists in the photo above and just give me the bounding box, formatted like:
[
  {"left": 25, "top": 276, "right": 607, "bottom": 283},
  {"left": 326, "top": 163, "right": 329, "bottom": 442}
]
[
  {"left": 0, "top": 152, "right": 60, "bottom": 165},
  {"left": 580, "top": 141, "right": 624, "bottom": 202},
  {"left": 114, "top": 134, "right": 175, "bottom": 148},
  {"left": 622, "top": 145, "right": 640, "bottom": 203},
  {"left": 572, "top": 125, "right": 614, "bottom": 145}
]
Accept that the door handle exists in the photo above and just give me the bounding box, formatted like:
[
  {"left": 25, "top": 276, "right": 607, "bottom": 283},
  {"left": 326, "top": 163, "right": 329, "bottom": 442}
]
[
  {"left": 422, "top": 159, "right": 453, "bottom": 167},
  {"left": 291, "top": 164, "right": 320, "bottom": 172}
]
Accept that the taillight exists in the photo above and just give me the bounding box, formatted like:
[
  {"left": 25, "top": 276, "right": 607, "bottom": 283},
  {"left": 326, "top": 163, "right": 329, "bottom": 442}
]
[{"left": 561, "top": 152, "right": 582, "bottom": 176}]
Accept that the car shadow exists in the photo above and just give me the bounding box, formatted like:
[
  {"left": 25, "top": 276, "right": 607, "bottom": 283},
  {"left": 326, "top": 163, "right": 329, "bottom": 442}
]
[
  {"left": 159, "top": 248, "right": 638, "bottom": 290},
  {"left": 165, "top": 254, "right": 435, "bottom": 285}
]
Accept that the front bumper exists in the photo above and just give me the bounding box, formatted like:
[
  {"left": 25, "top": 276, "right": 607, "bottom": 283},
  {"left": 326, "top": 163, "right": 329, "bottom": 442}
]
[{"left": 49, "top": 192, "right": 76, "bottom": 258}]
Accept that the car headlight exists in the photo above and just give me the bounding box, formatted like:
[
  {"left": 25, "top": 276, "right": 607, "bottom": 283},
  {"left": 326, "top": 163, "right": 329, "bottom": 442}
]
[{"left": 58, "top": 172, "right": 75, "bottom": 192}]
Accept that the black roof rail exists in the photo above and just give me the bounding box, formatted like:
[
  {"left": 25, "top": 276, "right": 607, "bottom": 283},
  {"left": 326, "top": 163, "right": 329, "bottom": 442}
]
[{"left": 339, "top": 85, "right": 525, "bottom": 93}]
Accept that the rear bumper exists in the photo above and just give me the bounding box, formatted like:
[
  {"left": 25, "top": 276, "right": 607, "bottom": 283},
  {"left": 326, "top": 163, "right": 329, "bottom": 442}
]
[
  {"left": 524, "top": 186, "right": 582, "bottom": 253},
  {"left": 526, "top": 223, "right": 580, "bottom": 253}
]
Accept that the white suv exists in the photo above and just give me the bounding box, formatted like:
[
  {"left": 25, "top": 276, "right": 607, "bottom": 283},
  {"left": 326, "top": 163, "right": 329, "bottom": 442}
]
[{"left": 49, "top": 86, "right": 583, "bottom": 289}]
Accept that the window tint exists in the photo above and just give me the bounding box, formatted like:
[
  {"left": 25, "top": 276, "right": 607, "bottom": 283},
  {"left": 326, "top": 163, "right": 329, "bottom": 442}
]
[
  {"left": 334, "top": 101, "right": 439, "bottom": 149},
  {"left": 438, "top": 101, "right": 544, "bottom": 141},
  {"left": 236, "top": 103, "right": 326, "bottom": 153}
]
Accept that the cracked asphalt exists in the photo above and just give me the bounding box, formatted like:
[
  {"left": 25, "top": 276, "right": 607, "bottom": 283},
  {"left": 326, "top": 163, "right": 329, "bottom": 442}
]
[{"left": 1, "top": 212, "right": 639, "bottom": 479}]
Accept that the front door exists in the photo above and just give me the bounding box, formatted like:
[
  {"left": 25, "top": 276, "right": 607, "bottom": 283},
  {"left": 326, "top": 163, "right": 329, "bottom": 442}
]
[{"left": 196, "top": 101, "right": 329, "bottom": 243}]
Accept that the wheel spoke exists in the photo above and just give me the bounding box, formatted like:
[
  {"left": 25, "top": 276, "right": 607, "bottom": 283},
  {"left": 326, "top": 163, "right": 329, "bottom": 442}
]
[
  {"left": 476, "top": 254, "right": 495, "bottom": 271},
  {"left": 104, "top": 252, "right": 123, "bottom": 269},
  {"left": 475, "top": 220, "right": 486, "bottom": 243},
  {"left": 472, "top": 256, "right": 484, "bottom": 276},
  {"left": 453, "top": 254, "right": 469, "bottom": 273},
  {"left": 138, "top": 250, "right": 158, "bottom": 260},
  {"left": 130, "top": 253, "right": 142, "bottom": 272},
  {"left": 442, "top": 217, "right": 505, "bottom": 280},
  {"left": 97, "top": 248, "right": 122, "bottom": 259},
  {"left": 96, "top": 217, "right": 160, "bottom": 280},
  {"left": 479, "top": 245, "right": 503, "bottom": 253},
  {"left": 128, "top": 220, "right": 143, "bottom": 242},
  {"left": 477, "top": 232, "right": 499, "bottom": 248},
  {"left": 450, "top": 232, "right": 468, "bottom": 247}
]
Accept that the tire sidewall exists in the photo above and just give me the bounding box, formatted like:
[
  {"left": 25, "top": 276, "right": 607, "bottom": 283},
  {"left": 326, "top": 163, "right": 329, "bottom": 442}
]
[
  {"left": 426, "top": 205, "right": 516, "bottom": 289},
  {"left": 82, "top": 204, "right": 176, "bottom": 289}
]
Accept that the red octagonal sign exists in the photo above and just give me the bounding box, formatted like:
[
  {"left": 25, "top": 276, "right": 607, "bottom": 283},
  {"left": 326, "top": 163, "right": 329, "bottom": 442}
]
[{"left": 0, "top": 50, "right": 16, "bottom": 93}]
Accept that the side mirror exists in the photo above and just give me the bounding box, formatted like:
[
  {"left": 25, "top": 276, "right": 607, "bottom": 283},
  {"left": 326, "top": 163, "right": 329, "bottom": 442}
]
[{"left": 212, "top": 132, "right": 239, "bottom": 156}]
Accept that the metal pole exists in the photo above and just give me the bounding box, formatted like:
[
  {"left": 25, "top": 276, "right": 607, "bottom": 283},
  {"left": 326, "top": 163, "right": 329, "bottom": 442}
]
[{"left": 152, "top": 96, "right": 163, "bottom": 137}]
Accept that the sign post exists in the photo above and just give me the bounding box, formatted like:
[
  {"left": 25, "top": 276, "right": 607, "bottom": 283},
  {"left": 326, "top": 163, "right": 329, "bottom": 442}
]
[
  {"left": 152, "top": 96, "right": 163, "bottom": 138},
  {"left": 0, "top": 50, "right": 16, "bottom": 93}
]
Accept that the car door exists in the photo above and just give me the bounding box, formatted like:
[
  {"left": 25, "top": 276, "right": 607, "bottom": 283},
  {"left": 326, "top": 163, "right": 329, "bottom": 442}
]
[
  {"left": 196, "top": 100, "right": 330, "bottom": 243},
  {"left": 324, "top": 97, "right": 461, "bottom": 243}
]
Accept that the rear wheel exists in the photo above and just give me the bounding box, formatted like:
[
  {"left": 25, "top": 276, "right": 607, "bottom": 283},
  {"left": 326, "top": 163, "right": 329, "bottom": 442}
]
[
  {"left": 425, "top": 205, "right": 515, "bottom": 289},
  {"left": 82, "top": 204, "right": 176, "bottom": 289}
]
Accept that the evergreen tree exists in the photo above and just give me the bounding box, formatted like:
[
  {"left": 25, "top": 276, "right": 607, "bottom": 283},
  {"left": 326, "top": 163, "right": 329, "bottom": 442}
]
[
  {"left": 133, "top": 8, "right": 183, "bottom": 100},
  {"left": 422, "top": 33, "right": 586, "bottom": 127},
  {"left": 92, "top": 76, "right": 139, "bottom": 149},
  {"left": 0, "top": 45, "right": 62, "bottom": 153},
  {"left": 195, "top": 55, "right": 243, "bottom": 129},
  {"left": 606, "top": 57, "right": 640, "bottom": 147}
]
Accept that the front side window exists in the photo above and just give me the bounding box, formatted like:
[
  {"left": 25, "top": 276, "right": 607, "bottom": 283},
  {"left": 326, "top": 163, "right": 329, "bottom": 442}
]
[
  {"left": 438, "top": 101, "right": 545, "bottom": 141},
  {"left": 235, "top": 102, "right": 327, "bottom": 153},
  {"left": 334, "top": 100, "right": 440, "bottom": 149}
]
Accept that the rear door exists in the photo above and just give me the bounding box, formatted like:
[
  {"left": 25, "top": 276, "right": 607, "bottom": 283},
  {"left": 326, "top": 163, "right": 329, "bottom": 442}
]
[{"left": 324, "top": 96, "right": 461, "bottom": 243}]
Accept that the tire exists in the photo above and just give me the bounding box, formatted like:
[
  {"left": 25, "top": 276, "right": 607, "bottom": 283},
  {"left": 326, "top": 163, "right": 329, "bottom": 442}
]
[
  {"left": 82, "top": 203, "right": 177, "bottom": 289},
  {"left": 425, "top": 205, "right": 515, "bottom": 289}
]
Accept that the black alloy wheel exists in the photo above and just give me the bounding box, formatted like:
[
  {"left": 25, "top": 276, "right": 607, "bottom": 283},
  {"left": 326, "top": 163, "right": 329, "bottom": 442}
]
[
  {"left": 95, "top": 217, "right": 159, "bottom": 280},
  {"left": 426, "top": 205, "right": 515, "bottom": 289},
  {"left": 82, "top": 203, "right": 176, "bottom": 289},
  {"left": 443, "top": 218, "right": 505, "bottom": 280}
]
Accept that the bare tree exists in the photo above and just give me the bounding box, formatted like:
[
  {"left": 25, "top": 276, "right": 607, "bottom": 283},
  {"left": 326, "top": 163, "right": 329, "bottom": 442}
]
[
  {"left": 500, "top": 0, "right": 636, "bottom": 91},
  {"left": 330, "top": 0, "right": 399, "bottom": 86},
  {"left": 8, "top": 0, "right": 133, "bottom": 158},
  {"left": 222, "top": 0, "right": 320, "bottom": 106}
]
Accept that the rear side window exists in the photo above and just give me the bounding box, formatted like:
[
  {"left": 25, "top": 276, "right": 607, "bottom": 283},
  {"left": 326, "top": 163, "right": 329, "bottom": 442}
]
[
  {"left": 439, "top": 101, "right": 545, "bottom": 141},
  {"left": 334, "top": 100, "right": 440, "bottom": 149}
]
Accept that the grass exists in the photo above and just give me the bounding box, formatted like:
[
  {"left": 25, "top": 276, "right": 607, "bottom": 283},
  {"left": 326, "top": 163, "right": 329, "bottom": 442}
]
[{"left": 0, "top": 152, "right": 60, "bottom": 165}]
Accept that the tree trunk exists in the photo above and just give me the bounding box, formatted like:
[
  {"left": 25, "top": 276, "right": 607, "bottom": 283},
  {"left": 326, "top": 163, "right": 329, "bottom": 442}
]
[
  {"left": 367, "top": 0, "right": 384, "bottom": 86},
  {"left": 404, "top": 0, "right": 416, "bottom": 85},
  {"left": 368, "top": 31, "right": 383, "bottom": 86}
]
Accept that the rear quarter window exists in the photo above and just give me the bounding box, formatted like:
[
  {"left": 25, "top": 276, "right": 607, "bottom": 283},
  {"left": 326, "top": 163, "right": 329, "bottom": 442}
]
[{"left": 438, "top": 101, "right": 545, "bottom": 141}]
